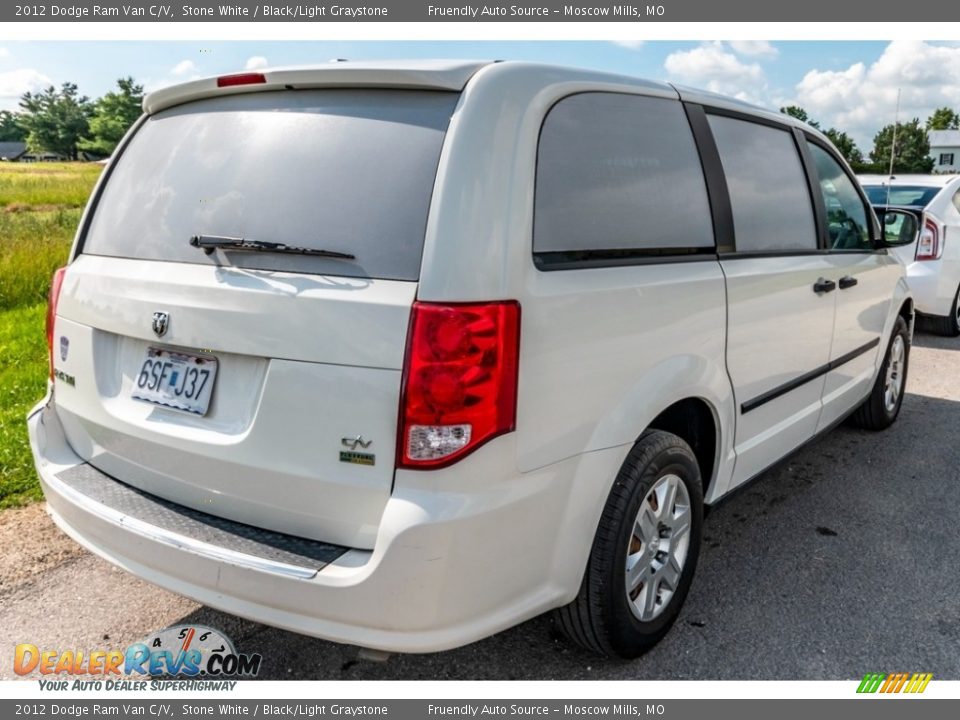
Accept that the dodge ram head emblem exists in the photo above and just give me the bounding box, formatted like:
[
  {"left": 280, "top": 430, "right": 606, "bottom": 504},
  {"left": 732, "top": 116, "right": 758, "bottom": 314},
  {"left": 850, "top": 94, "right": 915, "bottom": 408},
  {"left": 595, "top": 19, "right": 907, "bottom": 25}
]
[{"left": 152, "top": 311, "right": 169, "bottom": 338}]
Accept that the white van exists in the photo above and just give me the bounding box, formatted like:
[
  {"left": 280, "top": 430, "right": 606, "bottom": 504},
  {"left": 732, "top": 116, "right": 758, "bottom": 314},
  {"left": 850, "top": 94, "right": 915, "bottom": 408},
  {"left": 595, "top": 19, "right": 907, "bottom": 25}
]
[{"left": 29, "top": 61, "right": 915, "bottom": 659}]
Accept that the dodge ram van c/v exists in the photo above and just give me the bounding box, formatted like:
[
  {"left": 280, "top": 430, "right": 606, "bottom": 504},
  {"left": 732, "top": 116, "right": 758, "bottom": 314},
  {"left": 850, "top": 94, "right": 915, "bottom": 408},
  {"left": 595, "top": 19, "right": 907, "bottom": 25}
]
[{"left": 28, "top": 60, "right": 915, "bottom": 658}]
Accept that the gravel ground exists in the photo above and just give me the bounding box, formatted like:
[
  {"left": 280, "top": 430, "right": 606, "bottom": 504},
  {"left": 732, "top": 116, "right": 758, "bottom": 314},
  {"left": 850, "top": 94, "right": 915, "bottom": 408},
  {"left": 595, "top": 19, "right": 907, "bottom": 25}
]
[{"left": 2, "top": 329, "right": 958, "bottom": 680}]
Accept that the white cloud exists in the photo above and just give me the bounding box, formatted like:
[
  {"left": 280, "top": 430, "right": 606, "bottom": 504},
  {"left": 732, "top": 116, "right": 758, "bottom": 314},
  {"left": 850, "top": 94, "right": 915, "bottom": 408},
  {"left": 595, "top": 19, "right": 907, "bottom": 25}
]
[
  {"left": 728, "top": 41, "right": 779, "bottom": 59},
  {"left": 610, "top": 41, "right": 644, "bottom": 51},
  {"left": 0, "top": 68, "right": 53, "bottom": 103},
  {"left": 664, "top": 42, "right": 767, "bottom": 104},
  {"left": 0, "top": 48, "right": 10, "bottom": 59},
  {"left": 245, "top": 56, "right": 268, "bottom": 70},
  {"left": 792, "top": 41, "right": 960, "bottom": 149},
  {"left": 171, "top": 60, "right": 198, "bottom": 76},
  {"left": 143, "top": 59, "right": 203, "bottom": 93}
]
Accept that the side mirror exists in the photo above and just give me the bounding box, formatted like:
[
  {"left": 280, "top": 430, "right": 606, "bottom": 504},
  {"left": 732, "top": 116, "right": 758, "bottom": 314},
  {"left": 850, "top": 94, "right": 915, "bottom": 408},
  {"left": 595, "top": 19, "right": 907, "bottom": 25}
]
[{"left": 876, "top": 209, "right": 919, "bottom": 247}]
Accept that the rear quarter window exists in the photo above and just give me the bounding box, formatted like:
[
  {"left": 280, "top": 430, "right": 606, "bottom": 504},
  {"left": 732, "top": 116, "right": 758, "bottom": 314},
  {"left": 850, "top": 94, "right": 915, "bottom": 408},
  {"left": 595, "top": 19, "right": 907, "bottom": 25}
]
[
  {"left": 81, "top": 89, "right": 459, "bottom": 281},
  {"left": 533, "top": 92, "right": 715, "bottom": 260}
]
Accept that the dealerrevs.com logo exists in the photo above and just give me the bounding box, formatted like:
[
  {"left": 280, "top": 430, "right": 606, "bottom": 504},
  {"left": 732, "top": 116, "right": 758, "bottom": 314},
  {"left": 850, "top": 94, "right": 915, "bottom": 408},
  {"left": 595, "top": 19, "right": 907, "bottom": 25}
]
[{"left": 14, "top": 625, "right": 261, "bottom": 684}]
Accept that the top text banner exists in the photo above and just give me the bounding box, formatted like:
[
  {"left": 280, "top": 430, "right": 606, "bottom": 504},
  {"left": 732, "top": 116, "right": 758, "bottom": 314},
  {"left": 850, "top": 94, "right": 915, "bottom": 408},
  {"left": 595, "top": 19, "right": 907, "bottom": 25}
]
[{"left": 7, "top": 1, "right": 960, "bottom": 22}]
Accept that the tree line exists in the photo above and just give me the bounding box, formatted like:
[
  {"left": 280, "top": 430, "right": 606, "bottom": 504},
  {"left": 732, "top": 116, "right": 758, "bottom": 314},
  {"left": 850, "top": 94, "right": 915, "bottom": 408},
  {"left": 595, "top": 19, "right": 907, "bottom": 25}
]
[
  {"left": 0, "top": 77, "right": 958, "bottom": 172},
  {"left": 0, "top": 78, "right": 144, "bottom": 159},
  {"left": 780, "top": 104, "right": 959, "bottom": 174}
]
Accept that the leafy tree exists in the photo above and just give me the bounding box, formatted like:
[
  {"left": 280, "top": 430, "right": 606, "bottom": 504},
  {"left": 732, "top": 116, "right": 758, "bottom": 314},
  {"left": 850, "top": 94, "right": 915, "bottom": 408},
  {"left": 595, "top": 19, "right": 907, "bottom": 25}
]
[
  {"left": 779, "top": 106, "right": 864, "bottom": 168},
  {"left": 18, "top": 83, "right": 92, "bottom": 160},
  {"left": 869, "top": 119, "right": 934, "bottom": 174},
  {"left": 780, "top": 105, "right": 820, "bottom": 129},
  {"left": 78, "top": 77, "right": 144, "bottom": 156},
  {"left": 823, "top": 128, "right": 864, "bottom": 167},
  {"left": 926, "top": 106, "right": 960, "bottom": 131},
  {"left": 0, "top": 110, "right": 27, "bottom": 142}
]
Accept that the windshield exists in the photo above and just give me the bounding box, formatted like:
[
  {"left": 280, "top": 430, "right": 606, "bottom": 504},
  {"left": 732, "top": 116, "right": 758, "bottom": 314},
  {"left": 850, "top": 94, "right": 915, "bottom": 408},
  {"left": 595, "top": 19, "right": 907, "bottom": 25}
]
[
  {"left": 81, "top": 89, "right": 459, "bottom": 281},
  {"left": 862, "top": 185, "right": 942, "bottom": 208}
]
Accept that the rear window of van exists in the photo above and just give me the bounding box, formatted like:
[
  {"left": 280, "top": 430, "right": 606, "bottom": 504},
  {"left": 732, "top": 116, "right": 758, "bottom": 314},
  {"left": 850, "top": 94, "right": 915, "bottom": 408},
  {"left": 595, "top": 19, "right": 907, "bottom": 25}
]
[{"left": 81, "top": 89, "right": 459, "bottom": 281}]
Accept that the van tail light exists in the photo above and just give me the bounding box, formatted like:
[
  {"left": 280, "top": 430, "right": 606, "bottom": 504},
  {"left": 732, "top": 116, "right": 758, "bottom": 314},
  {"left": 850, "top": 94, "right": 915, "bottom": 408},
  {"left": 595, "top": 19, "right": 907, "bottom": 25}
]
[
  {"left": 46, "top": 267, "right": 67, "bottom": 380},
  {"left": 216, "top": 73, "right": 266, "bottom": 88},
  {"left": 916, "top": 218, "right": 941, "bottom": 261},
  {"left": 398, "top": 301, "right": 520, "bottom": 469}
]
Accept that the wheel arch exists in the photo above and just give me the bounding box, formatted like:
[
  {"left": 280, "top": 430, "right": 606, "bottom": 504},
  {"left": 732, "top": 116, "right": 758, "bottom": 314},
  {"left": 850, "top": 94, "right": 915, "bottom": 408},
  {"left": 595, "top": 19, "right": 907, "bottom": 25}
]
[
  {"left": 898, "top": 296, "right": 915, "bottom": 336},
  {"left": 645, "top": 397, "right": 720, "bottom": 500}
]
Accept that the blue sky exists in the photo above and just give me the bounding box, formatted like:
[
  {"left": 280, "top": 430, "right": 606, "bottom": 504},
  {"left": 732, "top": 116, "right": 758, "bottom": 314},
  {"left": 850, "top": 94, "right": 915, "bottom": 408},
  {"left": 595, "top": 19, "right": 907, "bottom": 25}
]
[{"left": 2, "top": 41, "right": 958, "bottom": 150}]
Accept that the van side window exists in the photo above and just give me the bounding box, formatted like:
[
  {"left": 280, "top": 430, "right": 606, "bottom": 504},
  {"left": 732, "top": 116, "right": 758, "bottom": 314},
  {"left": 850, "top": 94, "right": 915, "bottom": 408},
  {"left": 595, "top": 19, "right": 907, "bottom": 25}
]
[
  {"left": 807, "top": 143, "right": 872, "bottom": 251},
  {"left": 707, "top": 114, "right": 818, "bottom": 253},
  {"left": 534, "top": 93, "right": 714, "bottom": 260}
]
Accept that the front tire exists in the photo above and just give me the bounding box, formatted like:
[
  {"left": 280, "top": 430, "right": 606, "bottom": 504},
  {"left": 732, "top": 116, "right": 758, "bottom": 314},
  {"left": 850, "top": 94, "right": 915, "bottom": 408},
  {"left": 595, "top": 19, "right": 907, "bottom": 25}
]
[
  {"left": 850, "top": 315, "right": 910, "bottom": 430},
  {"left": 555, "top": 429, "right": 703, "bottom": 658}
]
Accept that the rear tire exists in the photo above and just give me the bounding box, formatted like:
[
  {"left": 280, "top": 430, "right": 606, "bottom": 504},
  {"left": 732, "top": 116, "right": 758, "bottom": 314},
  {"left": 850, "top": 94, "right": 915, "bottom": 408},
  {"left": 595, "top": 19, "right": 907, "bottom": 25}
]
[
  {"left": 850, "top": 315, "right": 910, "bottom": 430},
  {"left": 554, "top": 429, "right": 703, "bottom": 658},
  {"left": 927, "top": 284, "right": 960, "bottom": 337}
]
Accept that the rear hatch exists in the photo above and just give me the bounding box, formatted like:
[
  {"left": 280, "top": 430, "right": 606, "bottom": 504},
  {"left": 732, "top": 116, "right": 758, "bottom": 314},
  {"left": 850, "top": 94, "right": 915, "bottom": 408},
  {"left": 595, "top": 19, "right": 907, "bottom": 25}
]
[{"left": 51, "top": 86, "right": 461, "bottom": 549}]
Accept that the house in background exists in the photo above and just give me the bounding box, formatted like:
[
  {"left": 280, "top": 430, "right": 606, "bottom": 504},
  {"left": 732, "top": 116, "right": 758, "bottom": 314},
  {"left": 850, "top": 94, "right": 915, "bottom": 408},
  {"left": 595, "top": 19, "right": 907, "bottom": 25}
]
[
  {"left": 930, "top": 130, "right": 960, "bottom": 173},
  {"left": 0, "top": 141, "right": 27, "bottom": 161},
  {"left": 22, "top": 150, "right": 69, "bottom": 162},
  {"left": 0, "top": 142, "right": 70, "bottom": 162}
]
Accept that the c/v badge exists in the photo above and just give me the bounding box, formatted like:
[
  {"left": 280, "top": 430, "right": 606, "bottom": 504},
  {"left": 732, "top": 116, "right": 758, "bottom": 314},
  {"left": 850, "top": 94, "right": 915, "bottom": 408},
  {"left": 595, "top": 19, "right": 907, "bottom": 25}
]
[{"left": 340, "top": 436, "right": 374, "bottom": 466}]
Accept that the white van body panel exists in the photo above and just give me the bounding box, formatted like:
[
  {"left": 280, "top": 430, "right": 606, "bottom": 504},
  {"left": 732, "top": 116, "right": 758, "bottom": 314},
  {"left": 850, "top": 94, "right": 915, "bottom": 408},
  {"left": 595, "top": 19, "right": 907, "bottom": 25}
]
[
  {"left": 817, "top": 253, "right": 905, "bottom": 432},
  {"left": 515, "top": 262, "right": 733, "bottom": 491},
  {"left": 721, "top": 256, "right": 836, "bottom": 488}
]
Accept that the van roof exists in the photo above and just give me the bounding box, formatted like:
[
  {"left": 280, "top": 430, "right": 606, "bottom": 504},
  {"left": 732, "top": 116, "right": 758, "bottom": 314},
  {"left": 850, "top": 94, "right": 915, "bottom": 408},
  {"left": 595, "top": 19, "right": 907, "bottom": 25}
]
[{"left": 141, "top": 59, "right": 823, "bottom": 143}]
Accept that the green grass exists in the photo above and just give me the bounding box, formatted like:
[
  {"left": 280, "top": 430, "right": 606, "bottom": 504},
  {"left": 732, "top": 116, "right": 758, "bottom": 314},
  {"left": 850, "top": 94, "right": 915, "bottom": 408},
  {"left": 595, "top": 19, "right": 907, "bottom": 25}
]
[
  {"left": 0, "top": 208, "right": 80, "bottom": 309},
  {"left": 0, "top": 162, "right": 101, "bottom": 507},
  {"left": 0, "top": 303, "right": 49, "bottom": 507},
  {"left": 0, "top": 162, "right": 103, "bottom": 208}
]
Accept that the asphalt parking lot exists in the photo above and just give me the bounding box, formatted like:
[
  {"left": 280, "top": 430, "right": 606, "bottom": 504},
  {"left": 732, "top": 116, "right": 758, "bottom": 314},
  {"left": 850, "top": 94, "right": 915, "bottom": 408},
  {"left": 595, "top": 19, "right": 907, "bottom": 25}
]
[{"left": 2, "top": 326, "right": 959, "bottom": 681}]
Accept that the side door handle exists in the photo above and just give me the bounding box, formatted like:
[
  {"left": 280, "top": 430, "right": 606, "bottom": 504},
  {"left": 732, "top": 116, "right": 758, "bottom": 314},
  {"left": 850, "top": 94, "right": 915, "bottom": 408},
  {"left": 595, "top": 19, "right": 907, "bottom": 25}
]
[
  {"left": 813, "top": 277, "right": 837, "bottom": 294},
  {"left": 839, "top": 275, "right": 858, "bottom": 290}
]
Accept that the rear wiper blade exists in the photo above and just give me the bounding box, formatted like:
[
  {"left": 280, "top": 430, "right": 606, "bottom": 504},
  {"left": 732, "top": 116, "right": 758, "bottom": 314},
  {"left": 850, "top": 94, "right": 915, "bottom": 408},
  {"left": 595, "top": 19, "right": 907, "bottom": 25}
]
[{"left": 189, "top": 235, "right": 355, "bottom": 260}]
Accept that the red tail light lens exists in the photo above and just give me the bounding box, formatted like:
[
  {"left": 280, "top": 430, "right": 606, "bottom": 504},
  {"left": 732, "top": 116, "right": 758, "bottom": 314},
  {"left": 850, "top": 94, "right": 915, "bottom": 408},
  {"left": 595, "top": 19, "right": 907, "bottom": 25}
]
[
  {"left": 46, "top": 267, "right": 67, "bottom": 380},
  {"left": 216, "top": 73, "right": 266, "bottom": 88},
  {"left": 916, "top": 218, "right": 941, "bottom": 261},
  {"left": 398, "top": 301, "right": 520, "bottom": 469}
]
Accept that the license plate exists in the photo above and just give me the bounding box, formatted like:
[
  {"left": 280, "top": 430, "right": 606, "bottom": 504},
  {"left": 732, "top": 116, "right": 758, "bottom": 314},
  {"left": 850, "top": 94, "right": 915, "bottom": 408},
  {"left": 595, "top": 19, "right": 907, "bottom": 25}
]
[{"left": 131, "top": 347, "right": 219, "bottom": 415}]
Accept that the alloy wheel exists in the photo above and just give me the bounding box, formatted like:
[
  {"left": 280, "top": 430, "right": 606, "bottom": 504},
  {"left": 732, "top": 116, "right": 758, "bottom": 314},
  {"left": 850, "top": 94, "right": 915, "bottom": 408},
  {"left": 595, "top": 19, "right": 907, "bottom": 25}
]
[
  {"left": 625, "top": 474, "right": 692, "bottom": 622},
  {"left": 884, "top": 334, "right": 905, "bottom": 413}
]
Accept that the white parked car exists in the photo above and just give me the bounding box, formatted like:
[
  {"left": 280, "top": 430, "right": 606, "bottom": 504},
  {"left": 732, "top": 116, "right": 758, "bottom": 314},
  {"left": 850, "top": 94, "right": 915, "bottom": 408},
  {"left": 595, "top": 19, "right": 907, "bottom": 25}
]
[
  {"left": 30, "top": 61, "right": 915, "bottom": 659},
  {"left": 860, "top": 174, "right": 960, "bottom": 335}
]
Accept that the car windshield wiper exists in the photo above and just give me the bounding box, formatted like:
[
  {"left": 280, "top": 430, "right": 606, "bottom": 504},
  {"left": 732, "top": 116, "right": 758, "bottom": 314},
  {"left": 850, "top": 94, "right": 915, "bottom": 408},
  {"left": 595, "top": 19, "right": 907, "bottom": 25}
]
[{"left": 189, "top": 235, "right": 356, "bottom": 260}]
